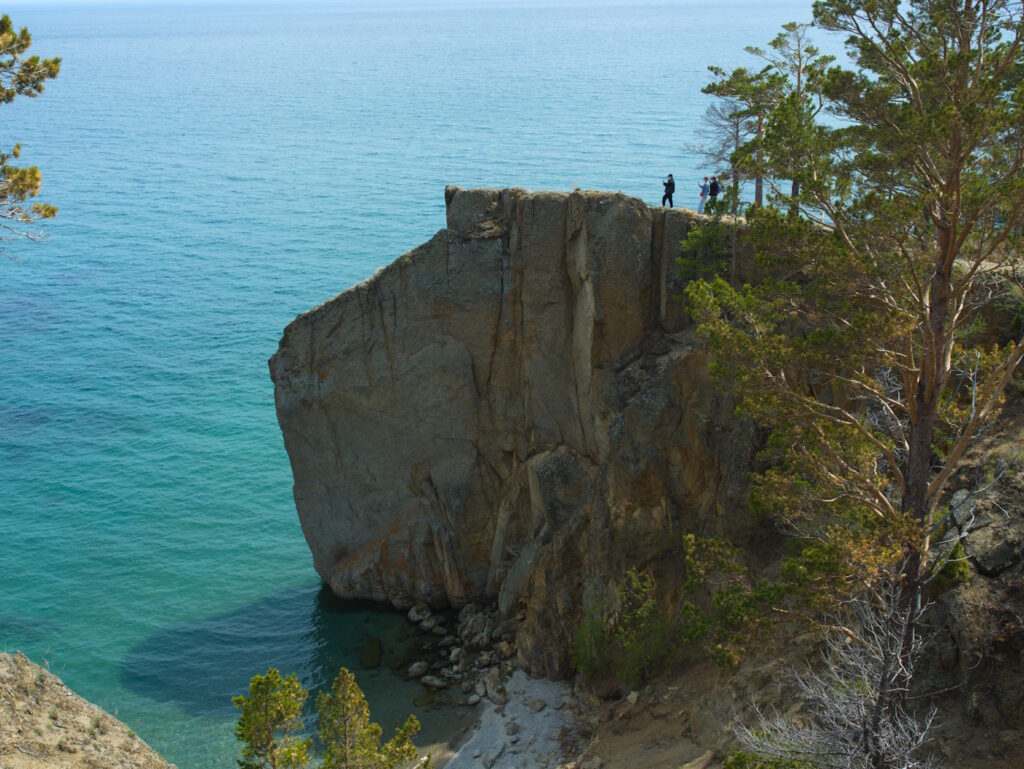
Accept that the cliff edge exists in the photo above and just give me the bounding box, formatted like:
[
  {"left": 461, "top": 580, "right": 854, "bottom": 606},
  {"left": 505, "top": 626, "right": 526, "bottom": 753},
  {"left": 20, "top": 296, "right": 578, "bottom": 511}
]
[
  {"left": 0, "top": 652, "right": 175, "bottom": 769},
  {"left": 270, "top": 187, "right": 755, "bottom": 677}
]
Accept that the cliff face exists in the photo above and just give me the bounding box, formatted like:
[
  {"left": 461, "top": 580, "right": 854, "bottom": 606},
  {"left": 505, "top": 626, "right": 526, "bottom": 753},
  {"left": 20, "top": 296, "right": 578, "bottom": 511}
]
[{"left": 270, "top": 187, "right": 756, "bottom": 676}]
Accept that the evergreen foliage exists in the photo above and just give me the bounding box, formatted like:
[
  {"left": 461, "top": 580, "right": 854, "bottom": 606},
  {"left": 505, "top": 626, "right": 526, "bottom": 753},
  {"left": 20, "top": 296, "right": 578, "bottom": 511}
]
[
  {"left": 570, "top": 568, "right": 676, "bottom": 688},
  {"left": 317, "top": 667, "right": 421, "bottom": 769},
  {"left": 689, "top": 0, "right": 1024, "bottom": 590},
  {"left": 703, "top": 66, "right": 781, "bottom": 210},
  {"left": 0, "top": 14, "right": 60, "bottom": 250},
  {"left": 234, "top": 667, "right": 424, "bottom": 769},
  {"left": 232, "top": 668, "right": 311, "bottom": 769},
  {"left": 688, "top": 1, "right": 1024, "bottom": 765},
  {"left": 569, "top": 605, "right": 616, "bottom": 684},
  {"left": 611, "top": 569, "right": 673, "bottom": 687},
  {"left": 679, "top": 186, "right": 745, "bottom": 284},
  {"left": 723, "top": 752, "right": 810, "bottom": 769}
]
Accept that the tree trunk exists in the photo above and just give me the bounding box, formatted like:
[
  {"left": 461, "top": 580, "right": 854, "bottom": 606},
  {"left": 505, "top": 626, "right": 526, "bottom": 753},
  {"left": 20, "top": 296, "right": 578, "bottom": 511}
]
[
  {"left": 755, "top": 114, "right": 764, "bottom": 208},
  {"left": 903, "top": 241, "right": 953, "bottom": 531}
]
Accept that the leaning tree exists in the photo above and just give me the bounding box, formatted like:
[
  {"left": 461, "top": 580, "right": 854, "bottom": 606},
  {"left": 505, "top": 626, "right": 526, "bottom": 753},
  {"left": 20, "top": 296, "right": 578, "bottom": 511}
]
[{"left": 0, "top": 14, "right": 60, "bottom": 251}]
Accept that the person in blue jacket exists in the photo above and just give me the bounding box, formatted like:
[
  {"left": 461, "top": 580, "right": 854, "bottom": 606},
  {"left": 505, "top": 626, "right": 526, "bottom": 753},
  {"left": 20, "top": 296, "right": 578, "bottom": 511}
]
[{"left": 697, "top": 176, "right": 710, "bottom": 214}]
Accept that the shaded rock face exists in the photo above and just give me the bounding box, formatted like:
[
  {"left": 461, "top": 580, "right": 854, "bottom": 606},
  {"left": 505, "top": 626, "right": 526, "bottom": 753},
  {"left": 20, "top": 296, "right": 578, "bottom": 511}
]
[{"left": 270, "top": 187, "right": 755, "bottom": 677}]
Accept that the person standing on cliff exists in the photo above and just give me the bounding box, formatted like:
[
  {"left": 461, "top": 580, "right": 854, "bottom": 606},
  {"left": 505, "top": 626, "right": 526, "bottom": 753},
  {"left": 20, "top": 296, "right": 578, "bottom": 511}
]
[
  {"left": 697, "top": 176, "right": 710, "bottom": 214},
  {"left": 709, "top": 176, "right": 720, "bottom": 208},
  {"left": 662, "top": 174, "right": 675, "bottom": 207}
]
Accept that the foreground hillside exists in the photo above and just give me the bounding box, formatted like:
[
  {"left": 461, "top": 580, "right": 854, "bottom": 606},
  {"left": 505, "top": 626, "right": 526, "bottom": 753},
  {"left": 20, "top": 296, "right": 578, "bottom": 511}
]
[{"left": 0, "top": 652, "right": 175, "bottom": 769}]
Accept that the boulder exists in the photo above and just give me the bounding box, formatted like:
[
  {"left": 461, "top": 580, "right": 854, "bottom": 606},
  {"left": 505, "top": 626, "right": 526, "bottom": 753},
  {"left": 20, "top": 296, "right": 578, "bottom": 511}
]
[
  {"left": 483, "top": 667, "right": 508, "bottom": 706},
  {"left": 965, "top": 524, "right": 1021, "bottom": 576},
  {"left": 359, "top": 637, "right": 382, "bottom": 669},
  {"left": 420, "top": 675, "right": 448, "bottom": 690},
  {"left": 408, "top": 603, "right": 431, "bottom": 624}
]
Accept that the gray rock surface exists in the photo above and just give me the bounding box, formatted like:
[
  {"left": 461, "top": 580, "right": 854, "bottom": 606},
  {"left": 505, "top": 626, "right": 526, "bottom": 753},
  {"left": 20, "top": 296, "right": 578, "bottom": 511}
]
[
  {"left": 442, "top": 670, "right": 575, "bottom": 769},
  {"left": 270, "top": 187, "right": 756, "bottom": 676}
]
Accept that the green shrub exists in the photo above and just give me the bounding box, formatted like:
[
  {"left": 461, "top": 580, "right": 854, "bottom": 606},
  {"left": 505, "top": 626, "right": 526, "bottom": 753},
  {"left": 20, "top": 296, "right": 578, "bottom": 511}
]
[
  {"left": 233, "top": 668, "right": 310, "bottom": 769},
  {"left": 614, "top": 569, "right": 673, "bottom": 687},
  {"left": 570, "top": 604, "right": 614, "bottom": 683},
  {"left": 934, "top": 540, "right": 971, "bottom": 588},
  {"left": 234, "top": 667, "right": 426, "bottom": 769},
  {"left": 571, "top": 569, "right": 675, "bottom": 688},
  {"left": 723, "top": 750, "right": 810, "bottom": 769}
]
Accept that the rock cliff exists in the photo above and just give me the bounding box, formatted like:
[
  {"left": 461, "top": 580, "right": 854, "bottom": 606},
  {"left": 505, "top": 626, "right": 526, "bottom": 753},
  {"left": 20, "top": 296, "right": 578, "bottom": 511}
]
[{"left": 270, "top": 187, "right": 756, "bottom": 677}]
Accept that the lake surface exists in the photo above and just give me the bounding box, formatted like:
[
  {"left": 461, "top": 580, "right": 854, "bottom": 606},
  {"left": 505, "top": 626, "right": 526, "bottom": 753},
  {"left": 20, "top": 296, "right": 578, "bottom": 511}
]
[{"left": 1, "top": 1, "right": 818, "bottom": 766}]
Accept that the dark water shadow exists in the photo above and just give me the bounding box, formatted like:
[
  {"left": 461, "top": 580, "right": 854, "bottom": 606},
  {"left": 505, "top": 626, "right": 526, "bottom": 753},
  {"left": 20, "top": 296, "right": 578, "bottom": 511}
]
[
  {"left": 0, "top": 614, "right": 63, "bottom": 647},
  {"left": 120, "top": 584, "right": 423, "bottom": 722}
]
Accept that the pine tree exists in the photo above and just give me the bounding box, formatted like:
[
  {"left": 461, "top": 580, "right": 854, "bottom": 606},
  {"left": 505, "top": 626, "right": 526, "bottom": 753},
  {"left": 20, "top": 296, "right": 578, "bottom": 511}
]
[
  {"left": 688, "top": 4, "right": 1024, "bottom": 765},
  {"left": 233, "top": 668, "right": 311, "bottom": 769},
  {"left": 702, "top": 66, "right": 781, "bottom": 209},
  {"left": 317, "top": 667, "right": 421, "bottom": 769},
  {"left": 688, "top": 0, "right": 1024, "bottom": 589},
  {"left": 0, "top": 14, "right": 60, "bottom": 250},
  {"left": 704, "top": 23, "right": 834, "bottom": 214}
]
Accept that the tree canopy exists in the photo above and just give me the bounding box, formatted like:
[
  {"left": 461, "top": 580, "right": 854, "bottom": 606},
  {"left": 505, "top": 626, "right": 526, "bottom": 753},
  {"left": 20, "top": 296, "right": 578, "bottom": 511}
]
[
  {"left": 0, "top": 14, "right": 60, "bottom": 250},
  {"left": 317, "top": 668, "right": 421, "bottom": 769},
  {"left": 234, "top": 667, "right": 424, "bottom": 769},
  {"left": 690, "top": 3, "right": 1024, "bottom": 764},
  {"left": 689, "top": 0, "right": 1024, "bottom": 586},
  {"left": 233, "top": 668, "right": 311, "bottom": 769}
]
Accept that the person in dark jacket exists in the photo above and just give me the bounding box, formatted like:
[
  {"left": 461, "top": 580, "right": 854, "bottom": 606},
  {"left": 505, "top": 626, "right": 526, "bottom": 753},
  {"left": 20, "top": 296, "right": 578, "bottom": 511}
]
[
  {"left": 662, "top": 174, "right": 675, "bottom": 207},
  {"left": 709, "top": 176, "right": 720, "bottom": 201}
]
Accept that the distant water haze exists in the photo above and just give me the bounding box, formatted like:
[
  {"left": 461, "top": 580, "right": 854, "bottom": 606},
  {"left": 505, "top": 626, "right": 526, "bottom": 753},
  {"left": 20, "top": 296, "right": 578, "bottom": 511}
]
[{"left": 1, "top": 1, "right": 818, "bottom": 767}]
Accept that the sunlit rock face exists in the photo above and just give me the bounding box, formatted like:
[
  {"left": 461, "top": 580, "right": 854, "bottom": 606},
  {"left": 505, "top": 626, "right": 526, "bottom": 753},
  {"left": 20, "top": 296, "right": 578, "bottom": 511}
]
[{"left": 270, "top": 187, "right": 755, "bottom": 677}]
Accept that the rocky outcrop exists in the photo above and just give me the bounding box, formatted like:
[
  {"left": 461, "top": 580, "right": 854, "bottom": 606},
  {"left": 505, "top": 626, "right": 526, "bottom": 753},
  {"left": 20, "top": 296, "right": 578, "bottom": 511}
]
[
  {"left": 0, "top": 652, "right": 175, "bottom": 769},
  {"left": 270, "top": 187, "right": 756, "bottom": 677}
]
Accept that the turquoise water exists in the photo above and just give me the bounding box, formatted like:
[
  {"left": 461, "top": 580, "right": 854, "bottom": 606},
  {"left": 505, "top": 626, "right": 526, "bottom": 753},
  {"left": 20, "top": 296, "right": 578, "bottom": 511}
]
[{"left": 0, "top": 1, "right": 815, "bottom": 766}]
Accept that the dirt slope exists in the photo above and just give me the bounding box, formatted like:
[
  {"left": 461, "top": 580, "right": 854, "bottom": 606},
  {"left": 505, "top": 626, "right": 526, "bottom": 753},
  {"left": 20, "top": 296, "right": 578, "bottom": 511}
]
[{"left": 0, "top": 652, "right": 175, "bottom": 769}]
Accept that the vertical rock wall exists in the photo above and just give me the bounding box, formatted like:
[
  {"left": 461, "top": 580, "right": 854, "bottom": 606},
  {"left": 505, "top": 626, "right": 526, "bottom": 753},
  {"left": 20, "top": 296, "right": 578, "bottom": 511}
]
[{"left": 270, "top": 187, "right": 756, "bottom": 676}]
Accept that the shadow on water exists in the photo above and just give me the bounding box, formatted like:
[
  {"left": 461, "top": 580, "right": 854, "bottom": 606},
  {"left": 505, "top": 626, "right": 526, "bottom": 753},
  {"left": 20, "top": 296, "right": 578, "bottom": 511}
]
[
  {"left": 120, "top": 584, "right": 423, "bottom": 720},
  {"left": 0, "top": 614, "right": 63, "bottom": 647}
]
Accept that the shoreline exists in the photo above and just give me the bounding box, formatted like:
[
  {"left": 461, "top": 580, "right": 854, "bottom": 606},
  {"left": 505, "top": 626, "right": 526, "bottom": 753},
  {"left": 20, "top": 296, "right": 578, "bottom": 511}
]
[
  {"left": 391, "top": 600, "right": 584, "bottom": 768},
  {"left": 429, "top": 670, "right": 579, "bottom": 769}
]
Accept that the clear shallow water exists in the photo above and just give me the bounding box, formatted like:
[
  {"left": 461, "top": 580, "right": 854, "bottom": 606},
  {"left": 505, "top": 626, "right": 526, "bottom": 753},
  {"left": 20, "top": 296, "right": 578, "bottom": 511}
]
[{"left": 1, "top": 1, "right": 815, "bottom": 766}]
